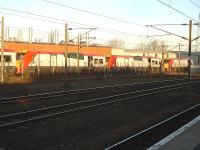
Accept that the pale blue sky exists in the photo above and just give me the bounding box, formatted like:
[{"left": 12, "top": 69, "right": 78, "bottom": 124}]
[{"left": 0, "top": 0, "right": 200, "bottom": 49}]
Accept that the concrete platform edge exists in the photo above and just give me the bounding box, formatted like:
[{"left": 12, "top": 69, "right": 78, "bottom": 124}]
[{"left": 147, "top": 115, "right": 200, "bottom": 150}]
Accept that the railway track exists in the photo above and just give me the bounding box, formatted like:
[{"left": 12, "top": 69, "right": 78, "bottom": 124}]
[
  {"left": 0, "top": 80, "right": 198, "bottom": 130},
  {"left": 104, "top": 103, "right": 200, "bottom": 150},
  {"left": 0, "top": 78, "right": 189, "bottom": 105}
]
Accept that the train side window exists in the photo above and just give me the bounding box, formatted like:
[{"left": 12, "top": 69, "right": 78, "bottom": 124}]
[
  {"left": 4, "top": 55, "right": 12, "bottom": 62},
  {"left": 0, "top": 55, "right": 12, "bottom": 62},
  {"left": 94, "top": 59, "right": 98, "bottom": 64},
  {"left": 99, "top": 59, "right": 103, "bottom": 64},
  {"left": 105, "top": 57, "right": 109, "bottom": 62},
  {"left": 16, "top": 53, "right": 25, "bottom": 60},
  {"left": 133, "top": 56, "right": 142, "bottom": 61}
]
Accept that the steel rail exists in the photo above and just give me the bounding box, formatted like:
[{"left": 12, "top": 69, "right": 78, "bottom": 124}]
[
  {"left": 0, "top": 82, "right": 189, "bottom": 119},
  {"left": 104, "top": 103, "right": 200, "bottom": 150},
  {"left": 0, "top": 78, "right": 188, "bottom": 104},
  {"left": 0, "top": 80, "right": 197, "bottom": 129}
]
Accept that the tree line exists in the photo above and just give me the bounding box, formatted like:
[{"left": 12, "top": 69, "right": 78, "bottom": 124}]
[{"left": 108, "top": 38, "right": 168, "bottom": 50}]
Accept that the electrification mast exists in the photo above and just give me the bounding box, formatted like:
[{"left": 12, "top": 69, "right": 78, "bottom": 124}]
[{"left": 195, "top": 13, "right": 200, "bottom": 51}]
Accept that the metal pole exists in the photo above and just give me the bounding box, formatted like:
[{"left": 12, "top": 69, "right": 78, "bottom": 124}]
[
  {"left": 38, "top": 52, "right": 40, "bottom": 77},
  {"left": 160, "top": 46, "right": 164, "bottom": 74},
  {"left": 21, "top": 61, "right": 24, "bottom": 79},
  {"left": 64, "top": 23, "right": 68, "bottom": 81},
  {"left": 188, "top": 20, "right": 192, "bottom": 81},
  {"left": 86, "top": 32, "right": 89, "bottom": 46},
  {"left": 18, "top": 28, "right": 22, "bottom": 42},
  {"left": 50, "top": 54, "right": 52, "bottom": 73},
  {"left": 54, "top": 29, "right": 57, "bottom": 44},
  {"left": 29, "top": 27, "right": 33, "bottom": 43},
  {"left": 6, "top": 26, "right": 9, "bottom": 41},
  {"left": 178, "top": 43, "right": 181, "bottom": 73},
  {"left": 1, "top": 17, "right": 4, "bottom": 84},
  {"left": 77, "top": 33, "right": 80, "bottom": 77}
]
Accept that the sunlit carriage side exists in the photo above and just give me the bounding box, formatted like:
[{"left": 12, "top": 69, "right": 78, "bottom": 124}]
[{"left": 164, "top": 58, "right": 192, "bottom": 72}]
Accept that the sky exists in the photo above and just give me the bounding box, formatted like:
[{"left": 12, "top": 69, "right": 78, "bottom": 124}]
[{"left": 0, "top": 0, "right": 200, "bottom": 50}]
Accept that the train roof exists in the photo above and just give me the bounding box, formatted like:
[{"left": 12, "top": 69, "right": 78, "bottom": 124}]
[
  {"left": 133, "top": 56, "right": 161, "bottom": 59},
  {"left": 4, "top": 41, "right": 112, "bottom": 56}
]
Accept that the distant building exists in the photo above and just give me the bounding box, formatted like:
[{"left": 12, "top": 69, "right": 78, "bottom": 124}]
[
  {"left": 173, "top": 51, "right": 200, "bottom": 65},
  {"left": 112, "top": 49, "right": 177, "bottom": 59}
]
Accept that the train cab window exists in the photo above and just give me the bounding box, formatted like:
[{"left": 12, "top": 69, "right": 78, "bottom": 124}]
[
  {"left": 16, "top": 53, "right": 25, "bottom": 60},
  {"left": 4, "top": 55, "right": 12, "bottom": 62},
  {"left": 99, "top": 59, "right": 103, "bottom": 64},
  {"left": 105, "top": 57, "right": 109, "bottom": 62},
  {"left": 133, "top": 56, "right": 142, "bottom": 61},
  {"left": 148, "top": 58, "right": 151, "bottom": 63},
  {"left": 95, "top": 59, "right": 98, "bottom": 64},
  {"left": 0, "top": 55, "right": 12, "bottom": 62},
  {"left": 68, "top": 53, "right": 84, "bottom": 60},
  {"left": 88, "top": 56, "right": 92, "bottom": 60},
  {"left": 164, "top": 60, "right": 168, "bottom": 63}
]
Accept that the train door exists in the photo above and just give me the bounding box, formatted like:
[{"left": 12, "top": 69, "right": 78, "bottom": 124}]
[
  {"left": 50, "top": 54, "right": 57, "bottom": 74},
  {"left": 108, "top": 56, "right": 117, "bottom": 68},
  {"left": 88, "top": 56, "right": 93, "bottom": 68},
  {"left": 16, "top": 53, "right": 25, "bottom": 74},
  {"left": 124, "top": 58, "right": 129, "bottom": 67}
]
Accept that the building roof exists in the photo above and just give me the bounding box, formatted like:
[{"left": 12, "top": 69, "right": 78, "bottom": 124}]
[
  {"left": 173, "top": 51, "right": 200, "bottom": 55},
  {"left": 124, "top": 49, "right": 175, "bottom": 54}
]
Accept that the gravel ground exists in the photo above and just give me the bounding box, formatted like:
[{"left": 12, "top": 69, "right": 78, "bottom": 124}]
[
  {"left": 1, "top": 82, "right": 200, "bottom": 150},
  {"left": 0, "top": 75, "right": 162, "bottom": 97},
  {"left": 0, "top": 74, "right": 193, "bottom": 98}
]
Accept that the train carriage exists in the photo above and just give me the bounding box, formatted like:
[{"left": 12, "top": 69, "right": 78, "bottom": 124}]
[
  {"left": 132, "top": 56, "right": 161, "bottom": 68},
  {"left": 0, "top": 48, "right": 195, "bottom": 75},
  {"left": 164, "top": 58, "right": 192, "bottom": 72}
]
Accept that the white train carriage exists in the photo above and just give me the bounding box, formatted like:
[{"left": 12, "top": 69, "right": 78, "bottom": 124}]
[
  {"left": 115, "top": 56, "right": 132, "bottom": 67},
  {"left": 29, "top": 53, "right": 86, "bottom": 67},
  {"left": 28, "top": 52, "right": 107, "bottom": 71},
  {"left": 92, "top": 56, "right": 106, "bottom": 68},
  {"left": 106, "top": 55, "right": 133, "bottom": 68},
  {"left": 0, "top": 51, "right": 16, "bottom": 66},
  {"left": 132, "top": 56, "right": 161, "bottom": 68},
  {"left": 2, "top": 50, "right": 194, "bottom": 75},
  {"left": 169, "top": 58, "right": 190, "bottom": 68},
  {"left": 0, "top": 51, "right": 16, "bottom": 75}
]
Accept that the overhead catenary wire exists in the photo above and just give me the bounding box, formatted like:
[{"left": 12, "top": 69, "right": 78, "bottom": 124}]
[
  {"left": 41, "top": 0, "right": 145, "bottom": 27},
  {"left": 189, "top": 0, "right": 200, "bottom": 9},
  {"left": 0, "top": 14, "right": 148, "bottom": 47},
  {"left": 146, "top": 33, "right": 172, "bottom": 38},
  {"left": 146, "top": 23, "right": 200, "bottom": 26},
  {"left": 0, "top": 7, "right": 145, "bottom": 38},
  {"left": 0, "top": 5, "right": 190, "bottom": 48},
  {"left": 0, "top": 7, "right": 91, "bottom": 27},
  {"left": 157, "top": 0, "right": 198, "bottom": 22},
  {"left": 147, "top": 25, "right": 188, "bottom": 40},
  {"left": 147, "top": 23, "right": 188, "bottom": 26}
]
